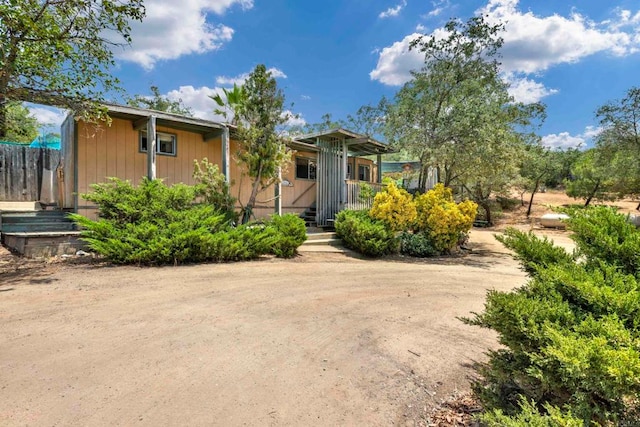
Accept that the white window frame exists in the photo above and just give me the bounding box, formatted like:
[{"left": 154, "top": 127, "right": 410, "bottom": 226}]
[{"left": 139, "top": 131, "right": 177, "bottom": 156}]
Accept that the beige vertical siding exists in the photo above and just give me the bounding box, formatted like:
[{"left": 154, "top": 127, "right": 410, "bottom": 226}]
[
  {"left": 76, "top": 118, "right": 222, "bottom": 219},
  {"left": 74, "top": 120, "right": 376, "bottom": 220}
]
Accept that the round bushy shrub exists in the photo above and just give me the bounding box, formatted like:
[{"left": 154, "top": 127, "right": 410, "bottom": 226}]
[
  {"left": 369, "top": 182, "right": 417, "bottom": 232},
  {"left": 335, "top": 210, "right": 399, "bottom": 257},
  {"left": 414, "top": 183, "right": 477, "bottom": 253},
  {"left": 399, "top": 232, "right": 438, "bottom": 257},
  {"left": 265, "top": 213, "right": 307, "bottom": 258}
]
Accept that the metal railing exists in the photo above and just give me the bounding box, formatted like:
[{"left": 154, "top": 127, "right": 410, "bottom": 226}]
[{"left": 345, "top": 180, "right": 383, "bottom": 211}]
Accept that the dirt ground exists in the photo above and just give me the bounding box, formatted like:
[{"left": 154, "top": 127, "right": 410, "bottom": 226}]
[{"left": 0, "top": 190, "right": 628, "bottom": 426}]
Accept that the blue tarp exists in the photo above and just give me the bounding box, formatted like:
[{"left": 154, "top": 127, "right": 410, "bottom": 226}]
[{"left": 29, "top": 135, "right": 61, "bottom": 150}]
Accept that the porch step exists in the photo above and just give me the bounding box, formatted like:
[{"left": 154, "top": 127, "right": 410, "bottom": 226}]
[
  {"left": 0, "top": 210, "right": 76, "bottom": 233},
  {"left": 0, "top": 201, "right": 41, "bottom": 211},
  {"left": 299, "top": 232, "right": 350, "bottom": 253}
]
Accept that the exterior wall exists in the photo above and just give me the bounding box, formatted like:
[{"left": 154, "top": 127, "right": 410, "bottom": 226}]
[
  {"left": 352, "top": 157, "right": 378, "bottom": 183},
  {"left": 70, "top": 117, "right": 379, "bottom": 221},
  {"left": 234, "top": 149, "right": 317, "bottom": 219},
  {"left": 75, "top": 118, "right": 222, "bottom": 218}
]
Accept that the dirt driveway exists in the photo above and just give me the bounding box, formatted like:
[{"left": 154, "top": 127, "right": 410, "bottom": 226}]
[{"left": 0, "top": 229, "right": 528, "bottom": 426}]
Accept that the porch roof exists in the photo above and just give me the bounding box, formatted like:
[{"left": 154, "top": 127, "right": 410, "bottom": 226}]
[
  {"left": 294, "top": 128, "right": 395, "bottom": 156},
  {"left": 103, "top": 103, "right": 227, "bottom": 140}
]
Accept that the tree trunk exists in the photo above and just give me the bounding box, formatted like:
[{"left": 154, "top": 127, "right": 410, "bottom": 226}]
[
  {"left": 481, "top": 201, "right": 492, "bottom": 226},
  {"left": 241, "top": 164, "right": 264, "bottom": 224},
  {"left": 0, "top": 97, "right": 8, "bottom": 140},
  {"left": 584, "top": 180, "right": 600, "bottom": 207},
  {"left": 526, "top": 180, "right": 539, "bottom": 217},
  {"left": 636, "top": 201, "right": 640, "bottom": 211}
]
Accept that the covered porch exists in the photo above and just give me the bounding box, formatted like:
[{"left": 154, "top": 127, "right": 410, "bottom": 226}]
[{"left": 294, "top": 129, "right": 394, "bottom": 227}]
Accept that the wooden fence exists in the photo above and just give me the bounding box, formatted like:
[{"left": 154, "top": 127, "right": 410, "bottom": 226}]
[{"left": 0, "top": 144, "right": 61, "bottom": 202}]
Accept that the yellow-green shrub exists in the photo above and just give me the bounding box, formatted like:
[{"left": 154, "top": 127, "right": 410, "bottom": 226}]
[
  {"left": 414, "top": 183, "right": 477, "bottom": 252},
  {"left": 369, "top": 182, "right": 417, "bottom": 232}
]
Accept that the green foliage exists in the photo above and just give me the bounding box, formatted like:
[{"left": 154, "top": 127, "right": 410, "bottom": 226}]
[
  {"left": 565, "top": 149, "right": 619, "bottom": 207},
  {"left": 1, "top": 102, "right": 39, "bottom": 143},
  {"left": 382, "top": 15, "right": 544, "bottom": 222},
  {"left": 468, "top": 208, "right": 640, "bottom": 424},
  {"left": 414, "top": 184, "right": 477, "bottom": 253},
  {"left": 369, "top": 182, "right": 417, "bottom": 232},
  {"left": 357, "top": 182, "right": 376, "bottom": 204},
  {"left": 480, "top": 399, "right": 583, "bottom": 427},
  {"left": 566, "top": 206, "right": 640, "bottom": 275},
  {"left": 399, "top": 232, "right": 438, "bottom": 257},
  {"left": 127, "top": 86, "right": 194, "bottom": 116},
  {"left": 0, "top": 0, "right": 145, "bottom": 137},
  {"left": 212, "top": 65, "right": 291, "bottom": 224},
  {"left": 495, "top": 229, "right": 574, "bottom": 277},
  {"left": 335, "top": 210, "right": 399, "bottom": 257},
  {"left": 594, "top": 87, "right": 640, "bottom": 201},
  {"left": 70, "top": 178, "right": 280, "bottom": 265},
  {"left": 264, "top": 214, "right": 307, "bottom": 258},
  {"left": 193, "top": 158, "right": 237, "bottom": 223}
]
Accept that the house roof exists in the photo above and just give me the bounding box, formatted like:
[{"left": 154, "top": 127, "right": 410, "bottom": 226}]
[
  {"left": 294, "top": 128, "right": 395, "bottom": 156},
  {"left": 102, "top": 103, "right": 227, "bottom": 140}
]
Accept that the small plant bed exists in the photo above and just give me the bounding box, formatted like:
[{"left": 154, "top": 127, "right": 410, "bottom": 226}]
[
  {"left": 70, "top": 167, "right": 306, "bottom": 266},
  {"left": 335, "top": 183, "right": 477, "bottom": 259}
]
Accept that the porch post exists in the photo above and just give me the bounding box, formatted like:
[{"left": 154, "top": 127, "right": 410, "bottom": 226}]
[
  {"left": 341, "top": 140, "right": 348, "bottom": 208},
  {"left": 221, "top": 126, "right": 230, "bottom": 184},
  {"left": 376, "top": 154, "right": 382, "bottom": 184},
  {"left": 275, "top": 166, "right": 282, "bottom": 215},
  {"left": 146, "top": 115, "right": 157, "bottom": 180}
]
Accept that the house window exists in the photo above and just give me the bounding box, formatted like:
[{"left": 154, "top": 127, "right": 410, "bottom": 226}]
[
  {"left": 347, "top": 163, "right": 352, "bottom": 179},
  {"left": 296, "top": 157, "right": 316, "bottom": 180},
  {"left": 139, "top": 131, "right": 177, "bottom": 156},
  {"left": 358, "top": 165, "right": 370, "bottom": 182}
]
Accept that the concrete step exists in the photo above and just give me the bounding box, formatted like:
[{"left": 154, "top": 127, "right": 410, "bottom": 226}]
[
  {"left": 0, "top": 201, "right": 40, "bottom": 211},
  {"left": 306, "top": 232, "right": 336, "bottom": 241},
  {"left": 1, "top": 222, "right": 76, "bottom": 233}
]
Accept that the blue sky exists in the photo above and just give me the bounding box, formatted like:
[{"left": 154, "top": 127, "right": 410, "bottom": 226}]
[{"left": 30, "top": 0, "right": 640, "bottom": 150}]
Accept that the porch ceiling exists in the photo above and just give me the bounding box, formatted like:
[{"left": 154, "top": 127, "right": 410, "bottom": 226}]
[{"left": 294, "top": 128, "right": 395, "bottom": 156}]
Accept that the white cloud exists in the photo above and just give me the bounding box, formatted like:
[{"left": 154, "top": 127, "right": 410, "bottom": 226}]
[
  {"left": 379, "top": 1, "right": 407, "bottom": 19},
  {"left": 117, "top": 0, "right": 253, "bottom": 69},
  {"left": 415, "top": 24, "right": 427, "bottom": 32},
  {"left": 504, "top": 74, "right": 558, "bottom": 103},
  {"left": 541, "top": 126, "right": 602, "bottom": 150},
  {"left": 27, "top": 105, "right": 68, "bottom": 127},
  {"left": 283, "top": 111, "right": 306, "bottom": 127},
  {"left": 165, "top": 85, "right": 224, "bottom": 121},
  {"left": 215, "top": 67, "right": 288, "bottom": 86},
  {"left": 369, "top": 33, "right": 423, "bottom": 85},
  {"left": 541, "top": 132, "right": 585, "bottom": 150},
  {"left": 301, "top": 95, "right": 311, "bottom": 101},
  {"left": 481, "top": 0, "right": 639, "bottom": 74},
  {"left": 371, "top": 0, "right": 640, "bottom": 87}
]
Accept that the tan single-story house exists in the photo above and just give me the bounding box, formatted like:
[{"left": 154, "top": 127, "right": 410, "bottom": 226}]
[{"left": 58, "top": 104, "right": 394, "bottom": 226}]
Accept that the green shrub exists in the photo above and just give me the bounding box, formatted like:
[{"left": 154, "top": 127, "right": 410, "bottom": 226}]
[
  {"left": 335, "top": 210, "right": 399, "bottom": 257},
  {"left": 414, "top": 184, "right": 477, "bottom": 253},
  {"left": 467, "top": 208, "right": 640, "bottom": 425},
  {"left": 566, "top": 206, "right": 640, "bottom": 276},
  {"left": 495, "top": 228, "right": 575, "bottom": 277},
  {"left": 70, "top": 178, "right": 277, "bottom": 265},
  {"left": 265, "top": 213, "right": 307, "bottom": 258},
  {"left": 399, "top": 232, "right": 438, "bottom": 257},
  {"left": 479, "top": 399, "right": 583, "bottom": 427},
  {"left": 193, "top": 158, "right": 238, "bottom": 223}
]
